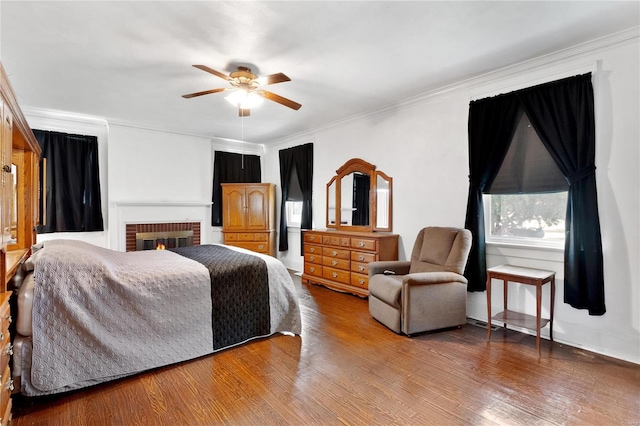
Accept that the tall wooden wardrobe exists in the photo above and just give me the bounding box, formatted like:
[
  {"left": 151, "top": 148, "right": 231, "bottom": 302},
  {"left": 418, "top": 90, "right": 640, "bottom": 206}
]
[
  {"left": 0, "top": 62, "right": 42, "bottom": 425},
  {"left": 221, "top": 183, "right": 277, "bottom": 257}
]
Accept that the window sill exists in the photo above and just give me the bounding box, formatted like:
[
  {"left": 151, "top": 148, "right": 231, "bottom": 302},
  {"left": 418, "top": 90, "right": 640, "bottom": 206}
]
[{"left": 486, "top": 240, "right": 564, "bottom": 264}]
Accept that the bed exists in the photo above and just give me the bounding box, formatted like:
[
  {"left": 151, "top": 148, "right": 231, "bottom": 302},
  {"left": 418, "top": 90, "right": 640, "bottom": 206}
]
[{"left": 11, "top": 239, "right": 302, "bottom": 396}]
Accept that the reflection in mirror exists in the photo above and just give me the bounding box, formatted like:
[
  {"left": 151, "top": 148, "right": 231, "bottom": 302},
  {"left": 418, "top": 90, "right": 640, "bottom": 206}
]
[
  {"left": 351, "top": 172, "right": 370, "bottom": 226},
  {"left": 10, "top": 163, "right": 17, "bottom": 244},
  {"left": 376, "top": 174, "right": 390, "bottom": 229},
  {"left": 327, "top": 179, "right": 337, "bottom": 227}
]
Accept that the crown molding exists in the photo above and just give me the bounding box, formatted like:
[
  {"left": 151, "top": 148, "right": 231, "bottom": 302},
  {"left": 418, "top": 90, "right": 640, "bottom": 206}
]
[{"left": 262, "top": 26, "right": 639, "bottom": 146}]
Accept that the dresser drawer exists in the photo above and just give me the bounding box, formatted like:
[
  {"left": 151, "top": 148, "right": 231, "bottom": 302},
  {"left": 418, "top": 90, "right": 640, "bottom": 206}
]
[
  {"left": 351, "top": 251, "right": 377, "bottom": 263},
  {"left": 304, "top": 233, "right": 323, "bottom": 244},
  {"left": 322, "top": 235, "right": 350, "bottom": 247},
  {"left": 322, "top": 247, "right": 350, "bottom": 260},
  {"left": 227, "top": 242, "right": 269, "bottom": 254},
  {"left": 351, "top": 273, "right": 369, "bottom": 289},
  {"left": 304, "top": 253, "right": 322, "bottom": 265},
  {"left": 351, "top": 261, "right": 369, "bottom": 275},
  {"left": 1, "top": 397, "right": 10, "bottom": 426},
  {"left": 224, "top": 233, "right": 238, "bottom": 242},
  {"left": 304, "top": 263, "right": 323, "bottom": 278},
  {"left": 0, "top": 340, "right": 10, "bottom": 379},
  {"left": 322, "top": 256, "right": 350, "bottom": 270},
  {"left": 323, "top": 267, "right": 351, "bottom": 285},
  {"left": 351, "top": 237, "right": 376, "bottom": 251},
  {"left": 237, "top": 232, "right": 268, "bottom": 241},
  {"left": 0, "top": 365, "right": 11, "bottom": 424},
  {"left": 0, "top": 303, "right": 9, "bottom": 345},
  {"left": 304, "top": 244, "right": 322, "bottom": 256}
]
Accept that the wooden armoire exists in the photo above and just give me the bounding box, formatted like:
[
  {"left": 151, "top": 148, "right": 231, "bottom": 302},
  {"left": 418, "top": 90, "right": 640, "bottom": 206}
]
[
  {"left": 0, "top": 62, "right": 42, "bottom": 425},
  {"left": 221, "top": 183, "right": 276, "bottom": 257}
]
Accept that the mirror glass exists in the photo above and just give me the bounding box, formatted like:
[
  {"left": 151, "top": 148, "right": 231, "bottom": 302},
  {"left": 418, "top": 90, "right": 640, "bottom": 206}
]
[
  {"left": 325, "top": 158, "right": 392, "bottom": 232},
  {"left": 341, "top": 172, "right": 370, "bottom": 226},
  {"left": 10, "top": 163, "right": 17, "bottom": 244},
  {"left": 327, "top": 179, "right": 337, "bottom": 226},
  {"left": 376, "top": 173, "right": 390, "bottom": 229}
]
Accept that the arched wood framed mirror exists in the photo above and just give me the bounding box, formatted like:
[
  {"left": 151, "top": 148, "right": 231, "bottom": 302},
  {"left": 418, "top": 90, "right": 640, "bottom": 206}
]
[{"left": 326, "top": 158, "right": 392, "bottom": 232}]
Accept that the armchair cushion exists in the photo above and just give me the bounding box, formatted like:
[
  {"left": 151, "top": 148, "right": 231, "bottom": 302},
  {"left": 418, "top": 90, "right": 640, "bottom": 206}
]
[
  {"left": 369, "top": 275, "right": 403, "bottom": 308},
  {"left": 404, "top": 271, "right": 469, "bottom": 287}
]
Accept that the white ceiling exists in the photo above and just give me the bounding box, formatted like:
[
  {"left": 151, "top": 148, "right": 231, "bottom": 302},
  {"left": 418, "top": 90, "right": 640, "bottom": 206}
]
[{"left": 1, "top": 1, "right": 638, "bottom": 144}]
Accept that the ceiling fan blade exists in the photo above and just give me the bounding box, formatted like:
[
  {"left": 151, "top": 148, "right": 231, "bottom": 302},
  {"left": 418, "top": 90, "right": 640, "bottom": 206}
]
[
  {"left": 256, "top": 73, "right": 291, "bottom": 86},
  {"left": 182, "top": 88, "right": 227, "bottom": 99},
  {"left": 239, "top": 108, "right": 250, "bottom": 117},
  {"left": 192, "top": 65, "right": 231, "bottom": 81},
  {"left": 260, "top": 90, "right": 302, "bottom": 110}
]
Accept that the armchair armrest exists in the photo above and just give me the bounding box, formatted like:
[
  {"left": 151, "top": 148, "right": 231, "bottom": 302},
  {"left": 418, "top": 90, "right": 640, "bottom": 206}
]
[
  {"left": 403, "top": 271, "right": 468, "bottom": 286},
  {"left": 368, "top": 261, "right": 411, "bottom": 277}
]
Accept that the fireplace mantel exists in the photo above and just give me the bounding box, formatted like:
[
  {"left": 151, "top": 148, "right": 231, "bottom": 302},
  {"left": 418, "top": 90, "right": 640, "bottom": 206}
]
[{"left": 110, "top": 201, "right": 212, "bottom": 251}]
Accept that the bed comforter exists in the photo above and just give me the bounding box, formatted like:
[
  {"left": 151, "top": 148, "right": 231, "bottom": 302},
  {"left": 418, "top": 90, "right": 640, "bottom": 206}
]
[{"left": 21, "top": 239, "right": 301, "bottom": 396}]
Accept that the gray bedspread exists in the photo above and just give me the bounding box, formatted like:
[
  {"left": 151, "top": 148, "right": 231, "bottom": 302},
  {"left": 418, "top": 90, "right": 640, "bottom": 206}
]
[{"left": 26, "top": 240, "right": 301, "bottom": 396}]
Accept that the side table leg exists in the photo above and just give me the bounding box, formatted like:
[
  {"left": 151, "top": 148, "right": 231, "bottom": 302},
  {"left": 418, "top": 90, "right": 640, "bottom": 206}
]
[
  {"left": 503, "top": 279, "right": 508, "bottom": 330},
  {"left": 550, "top": 277, "right": 555, "bottom": 342},
  {"left": 487, "top": 274, "right": 492, "bottom": 342},
  {"left": 536, "top": 282, "right": 542, "bottom": 357}
]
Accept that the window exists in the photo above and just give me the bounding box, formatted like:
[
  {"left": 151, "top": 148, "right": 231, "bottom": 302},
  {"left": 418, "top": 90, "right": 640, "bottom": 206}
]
[
  {"left": 286, "top": 201, "right": 303, "bottom": 227},
  {"left": 485, "top": 192, "right": 567, "bottom": 248},
  {"left": 484, "top": 111, "right": 568, "bottom": 248},
  {"left": 33, "top": 129, "right": 104, "bottom": 233}
]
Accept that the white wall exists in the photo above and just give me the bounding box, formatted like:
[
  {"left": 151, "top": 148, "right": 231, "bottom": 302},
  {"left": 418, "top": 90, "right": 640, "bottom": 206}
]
[{"left": 264, "top": 29, "right": 640, "bottom": 364}]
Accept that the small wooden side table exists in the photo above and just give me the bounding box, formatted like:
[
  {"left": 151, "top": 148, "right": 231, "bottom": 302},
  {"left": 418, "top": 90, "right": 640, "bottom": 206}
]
[{"left": 486, "top": 265, "right": 556, "bottom": 356}]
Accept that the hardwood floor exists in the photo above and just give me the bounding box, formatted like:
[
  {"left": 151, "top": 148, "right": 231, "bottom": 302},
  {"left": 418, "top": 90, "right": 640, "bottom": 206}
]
[{"left": 12, "top": 271, "right": 640, "bottom": 425}]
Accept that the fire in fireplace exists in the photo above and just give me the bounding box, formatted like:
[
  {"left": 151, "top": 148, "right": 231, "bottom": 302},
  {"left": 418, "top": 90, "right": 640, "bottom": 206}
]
[{"left": 135, "top": 230, "right": 194, "bottom": 251}]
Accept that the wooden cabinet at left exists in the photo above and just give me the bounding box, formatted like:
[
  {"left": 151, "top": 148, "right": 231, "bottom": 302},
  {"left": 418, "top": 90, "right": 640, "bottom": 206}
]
[
  {"left": 221, "top": 183, "right": 276, "bottom": 257},
  {"left": 0, "top": 62, "right": 43, "bottom": 423}
]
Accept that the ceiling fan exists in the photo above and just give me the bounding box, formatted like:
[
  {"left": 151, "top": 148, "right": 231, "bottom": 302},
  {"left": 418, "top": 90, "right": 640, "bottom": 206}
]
[{"left": 182, "top": 65, "right": 302, "bottom": 117}]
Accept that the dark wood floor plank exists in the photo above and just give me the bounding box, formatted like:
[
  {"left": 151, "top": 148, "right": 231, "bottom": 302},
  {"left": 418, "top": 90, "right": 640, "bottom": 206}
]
[{"left": 12, "top": 272, "right": 640, "bottom": 425}]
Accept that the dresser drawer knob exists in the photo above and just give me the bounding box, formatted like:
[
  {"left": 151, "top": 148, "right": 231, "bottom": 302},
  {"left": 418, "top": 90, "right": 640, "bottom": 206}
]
[
  {"left": 310, "top": 235, "right": 315, "bottom": 241},
  {"left": 310, "top": 256, "right": 315, "bottom": 262},
  {"left": 258, "top": 245, "right": 264, "bottom": 249},
  {"left": 310, "top": 267, "right": 315, "bottom": 273},
  {"left": 6, "top": 379, "right": 13, "bottom": 392},
  {"left": 359, "top": 279, "right": 365, "bottom": 285},
  {"left": 3, "top": 344, "right": 12, "bottom": 357},
  {"left": 332, "top": 260, "right": 337, "bottom": 266},
  {"left": 358, "top": 265, "right": 365, "bottom": 272},
  {"left": 6, "top": 315, "right": 11, "bottom": 324},
  {"left": 332, "top": 272, "right": 338, "bottom": 278},
  {"left": 332, "top": 250, "right": 337, "bottom": 256},
  {"left": 310, "top": 248, "right": 316, "bottom": 253},
  {"left": 359, "top": 255, "right": 365, "bottom": 261},
  {"left": 358, "top": 241, "right": 365, "bottom": 247}
]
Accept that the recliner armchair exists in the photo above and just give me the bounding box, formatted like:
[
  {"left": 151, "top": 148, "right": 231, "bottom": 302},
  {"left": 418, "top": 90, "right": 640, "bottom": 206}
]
[{"left": 368, "top": 227, "right": 472, "bottom": 335}]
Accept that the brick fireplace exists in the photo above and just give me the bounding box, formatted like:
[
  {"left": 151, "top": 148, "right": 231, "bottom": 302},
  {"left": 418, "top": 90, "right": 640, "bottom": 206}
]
[{"left": 125, "top": 222, "right": 201, "bottom": 252}]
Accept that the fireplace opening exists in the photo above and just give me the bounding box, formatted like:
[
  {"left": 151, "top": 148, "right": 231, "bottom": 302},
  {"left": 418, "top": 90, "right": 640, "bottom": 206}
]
[{"left": 135, "top": 230, "right": 194, "bottom": 251}]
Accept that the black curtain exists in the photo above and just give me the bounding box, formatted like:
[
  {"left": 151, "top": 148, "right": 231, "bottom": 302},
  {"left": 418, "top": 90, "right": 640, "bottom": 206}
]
[
  {"left": 519, "top": 74, "right": 604, "bottom": 315},
  {"left": 351, "top": 173, "right": 370, "bottom": 226},
  {"left": 464, "top": 94, "right": 521, "bottom": 291},
  {"left": 211, "top": 151, "right": 261, "bottom": 226},
  {"left": 465, "top": 73, "right": 605, "bottom": 315},
  {"left": 33, "top": 129, "right": 104, "bottom": 233},
  {"left": 278, "top": 143, "right": 313, "bottom": 252}
]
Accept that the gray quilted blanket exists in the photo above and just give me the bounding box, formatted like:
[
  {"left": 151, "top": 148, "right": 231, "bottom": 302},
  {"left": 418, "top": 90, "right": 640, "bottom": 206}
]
[{"left": 27, "top": 240, "right": 301, "bottom": 396}]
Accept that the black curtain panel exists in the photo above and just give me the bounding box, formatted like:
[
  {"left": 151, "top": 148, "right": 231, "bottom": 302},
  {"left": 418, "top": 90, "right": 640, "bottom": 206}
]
[
  {"left": 278, "top": 143, "right": 313, "bottom": 253},
  {"left": 351, "top": 173, "right": 370, "bottom": 226},
  {"left": 33, "top": 129, "right": 104, "bottom": 233},
  {"left": 464, "top": 94, "right": 521, "bottom": 291},
  {"left": 465, "top": 73, "right": 605, "bottom": 315},
  {"left": 519, "top": 73, "right": 604, "bottom": 315},
  {"left": 211, "top": 151, "right": 261, "bottom": 226}
]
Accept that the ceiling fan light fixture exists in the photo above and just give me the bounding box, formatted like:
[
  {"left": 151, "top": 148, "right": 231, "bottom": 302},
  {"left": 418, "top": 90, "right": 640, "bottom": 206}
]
[{"left": 224, "top": 89, "right": 264, "bottom": 109}]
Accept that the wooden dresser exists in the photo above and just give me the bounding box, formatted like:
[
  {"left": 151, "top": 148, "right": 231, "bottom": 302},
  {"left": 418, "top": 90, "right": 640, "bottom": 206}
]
[
  {"left": 302, "top": 229, "right": 398, "bottom": 297},
  {"left": 221, "top": 183, "right": 276, "bottom": 257},
  {"left": 0, "top": 62, "right": 42, "bottom": 424}
]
